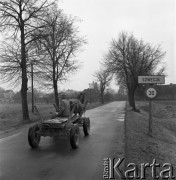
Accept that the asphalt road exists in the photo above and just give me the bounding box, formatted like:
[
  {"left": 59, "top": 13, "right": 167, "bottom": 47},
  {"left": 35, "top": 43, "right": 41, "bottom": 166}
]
[{"left": 0, "top": 101, "right": 126, "bottom": 180}]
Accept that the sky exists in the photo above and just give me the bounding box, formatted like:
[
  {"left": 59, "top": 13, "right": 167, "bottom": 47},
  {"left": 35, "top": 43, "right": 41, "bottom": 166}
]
[
  {"left": 56, "top": 0, "right": 176, "bottom": 91},
  {"left": 0, "top": 0, "right": 175, "bottom": 92}
]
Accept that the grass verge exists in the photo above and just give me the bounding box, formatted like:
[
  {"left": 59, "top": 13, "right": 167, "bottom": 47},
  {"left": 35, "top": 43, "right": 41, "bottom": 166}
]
[{"left": 125, "top": 100, "right": 176, "bottom": 179}]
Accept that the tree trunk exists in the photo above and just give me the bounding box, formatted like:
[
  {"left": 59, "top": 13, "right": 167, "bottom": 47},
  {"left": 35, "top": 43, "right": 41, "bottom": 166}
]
[
  {"left": 53, "top": 80, "right": 59, "bottom": 109},
  {"left": 128, "top": 89, "right": 136, "bottom": 111},
  {"left": 100, "top": 92, "right": 104, "bottom": 104},
  {"left": 21, "top": 83, "right": 29, "bottom": 121},
  {"left": 20, "top": 22, "right": 30, "bottom": 121},
  {"left": 128, "top": 90, "right": 133, "bottom": 107}
]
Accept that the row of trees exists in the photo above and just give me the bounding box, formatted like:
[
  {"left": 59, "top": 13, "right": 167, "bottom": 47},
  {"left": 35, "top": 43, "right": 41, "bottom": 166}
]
[
  {"left": 0, "top": 0, "right": 166, "bottom": 119},
  {"left": 95, "top": 32, "right": 165, "bottom": 111},
  {"left": 0, "top": 0, "right": 86, "bottom": 120},
  {"left": 94, "top": 70, "right": 112, "bottom": 104}
]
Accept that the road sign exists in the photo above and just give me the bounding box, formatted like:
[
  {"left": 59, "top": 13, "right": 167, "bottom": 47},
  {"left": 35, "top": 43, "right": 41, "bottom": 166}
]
[
  {"left": 146, "top": 87, "right": 157, "bottom": 99},
  {"left": 138, "top": 75, "right": 165, "bottom": 84},
  {"left": 145, "top": 86, "right": 157, "bottom": 136}
]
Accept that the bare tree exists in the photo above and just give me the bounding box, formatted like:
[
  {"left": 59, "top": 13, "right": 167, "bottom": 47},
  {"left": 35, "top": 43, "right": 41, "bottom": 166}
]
[
  {"left": 0, "top": 0, "right": 57, "bottom": 120},
  {"left": 104, "top": 32, "right": 166, "bottom": 111},
  {"left": 34, "top": 8, "right": 86, "bottom": 108},
  {"left": 0, "top": 40, "right": 21, "bottom": 87},
  {"left": 94, "top": 69, "right": 112, "bottom": 104}
]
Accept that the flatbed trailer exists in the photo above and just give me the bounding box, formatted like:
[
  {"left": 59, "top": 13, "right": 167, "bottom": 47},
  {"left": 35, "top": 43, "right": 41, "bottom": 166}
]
[{"left": 28, "top": 100, "right": 90, "bottom": 149}]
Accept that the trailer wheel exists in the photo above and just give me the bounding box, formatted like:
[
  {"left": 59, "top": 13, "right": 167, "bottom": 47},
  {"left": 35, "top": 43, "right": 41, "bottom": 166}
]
[
  {"left": 70, "top": 125, "right": 79, "bottom": 149},
  {"left": 28, "top": 125, "right": 41, "bottom": 148},
  {"left": 83, "top": 118, "right": 90, "bottom": 136}
]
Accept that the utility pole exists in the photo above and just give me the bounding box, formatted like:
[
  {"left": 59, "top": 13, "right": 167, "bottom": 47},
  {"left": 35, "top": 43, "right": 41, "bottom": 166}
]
[{"left": 31, "top": 62, "right": 34, "bottom": 113}]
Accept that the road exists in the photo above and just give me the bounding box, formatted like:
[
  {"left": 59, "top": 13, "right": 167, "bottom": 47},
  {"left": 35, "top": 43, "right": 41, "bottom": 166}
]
[{"left": 0, "top": 101, "right": 126, "bottom": 180}]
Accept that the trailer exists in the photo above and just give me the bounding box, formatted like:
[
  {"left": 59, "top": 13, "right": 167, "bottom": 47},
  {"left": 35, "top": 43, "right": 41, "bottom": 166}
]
[{"left": 28, "top": 100, "right": 90, "bottom": 149}]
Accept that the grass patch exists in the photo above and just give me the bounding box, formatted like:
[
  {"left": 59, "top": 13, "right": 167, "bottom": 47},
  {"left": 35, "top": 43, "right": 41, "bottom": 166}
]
[{"left": 125, "top": 101, "right": 176, "bottom": 179}]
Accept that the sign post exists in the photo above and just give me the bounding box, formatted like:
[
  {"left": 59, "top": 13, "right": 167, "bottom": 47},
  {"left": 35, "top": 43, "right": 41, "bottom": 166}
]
[
  {"left": 138, "top": 75, "right": 165, "bottom": 136},
  {"left": 149, "top": 100, "right": 152, "bottom": 135},
  {"left": 145, "top": 86, "right": 157, "bottom": 136}
]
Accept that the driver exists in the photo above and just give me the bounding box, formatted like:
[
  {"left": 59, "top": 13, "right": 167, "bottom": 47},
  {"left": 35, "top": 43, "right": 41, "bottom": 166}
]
[
  {"left": 58, "top": 93, "right": 70, "bottom": 117},
  {"left": 52, "top": 92, "right": 86, "bottom": 119}
]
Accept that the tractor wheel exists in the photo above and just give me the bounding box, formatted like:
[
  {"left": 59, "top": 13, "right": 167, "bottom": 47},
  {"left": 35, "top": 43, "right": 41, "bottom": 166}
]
[
  {"left": 70, "top": 125, "right": 79, "bottom": 149},
  {"left": 28, "top": 125, "right": 41, "bottom": 148},
  {"left": 83, "top": 118, "right": 90, "bottom": 136}
]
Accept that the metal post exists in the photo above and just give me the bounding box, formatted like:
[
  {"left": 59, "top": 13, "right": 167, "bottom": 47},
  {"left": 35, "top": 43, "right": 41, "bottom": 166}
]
[
  {"left": 148, "top": 100, "right": 152, "bottom": 136},
  {"left": 31, "top": 62, "right": 34, "bottom": 113}
]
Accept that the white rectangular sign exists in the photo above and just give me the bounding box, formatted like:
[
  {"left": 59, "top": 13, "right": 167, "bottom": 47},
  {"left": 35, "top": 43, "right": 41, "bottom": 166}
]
[{"left": 138, "top": 75, "right": 165, "bottom": 84}]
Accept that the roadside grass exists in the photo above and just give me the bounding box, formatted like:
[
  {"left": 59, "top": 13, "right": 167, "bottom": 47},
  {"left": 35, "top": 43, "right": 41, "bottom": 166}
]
[
  {"left": 125, "top": 100, "right": 176, "bottom": 179},
  {"left": 0, "top": 101, "right": 106, "bottom": 138}
]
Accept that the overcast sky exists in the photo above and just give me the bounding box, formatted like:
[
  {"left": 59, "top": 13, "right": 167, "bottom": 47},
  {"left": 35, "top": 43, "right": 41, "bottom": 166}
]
[
  {"left": 0, "top": 0, "right": 175, "bottom": 92},
  {"left": 57, "top": 0, "right": 176, "bottom": 91}
]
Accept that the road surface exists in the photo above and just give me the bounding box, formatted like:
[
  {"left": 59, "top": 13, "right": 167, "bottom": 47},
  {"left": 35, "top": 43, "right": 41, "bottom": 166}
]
[{"left": 0, "top": 101, "right": 126, "bottom": 180}]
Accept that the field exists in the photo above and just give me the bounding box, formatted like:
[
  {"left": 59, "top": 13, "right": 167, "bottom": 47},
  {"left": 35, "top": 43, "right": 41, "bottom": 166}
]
[
  {"left": 125, "top": 100, "right": 176, "bottom": 179},
  {"left": 0, "top": 102, "right": 103, "bottom": 138}
]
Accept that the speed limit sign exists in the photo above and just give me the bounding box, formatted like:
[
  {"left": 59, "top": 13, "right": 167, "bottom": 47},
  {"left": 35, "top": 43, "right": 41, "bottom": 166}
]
[{"left": 146, "top": 87, "right": 157, "bottom": 99}]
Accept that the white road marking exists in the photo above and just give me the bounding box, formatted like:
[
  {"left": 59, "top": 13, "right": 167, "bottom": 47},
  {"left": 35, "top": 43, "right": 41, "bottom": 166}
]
[
  {"left": 116, "top": 111, "right": 125, "bottom": 121},
  {"left": 116, "top": 118, "right": 124, "bottom": 121}
]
